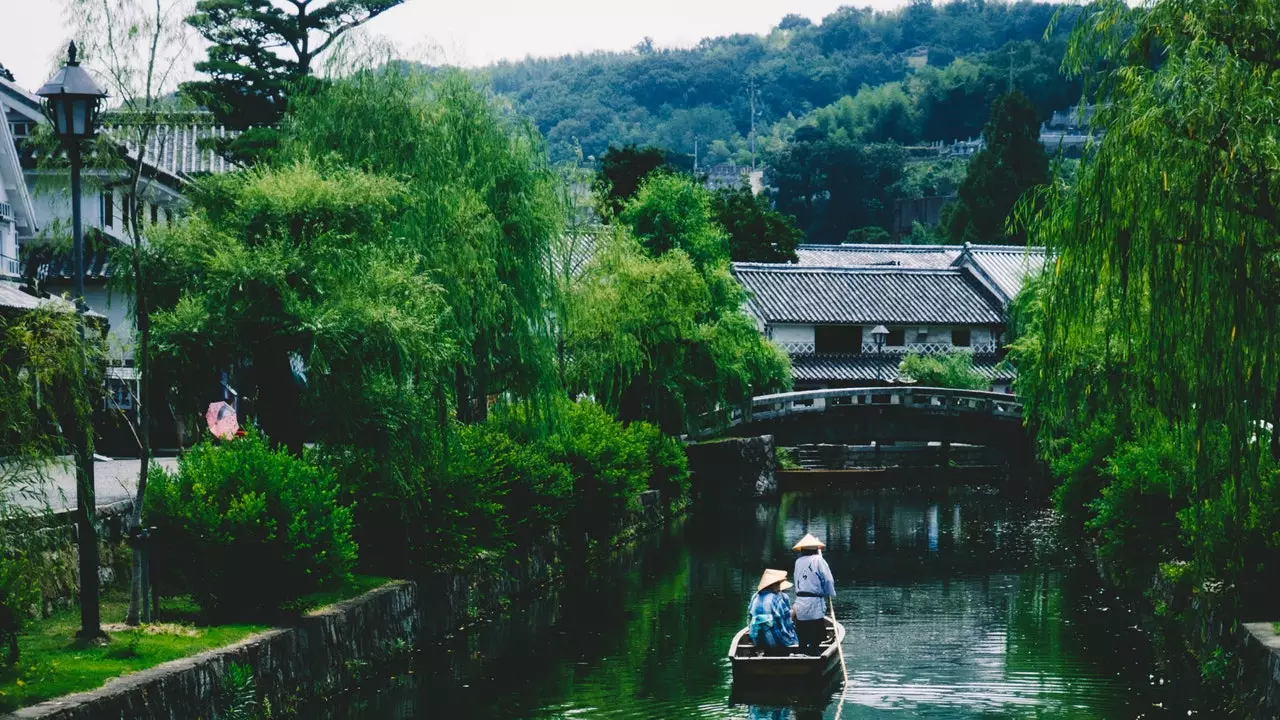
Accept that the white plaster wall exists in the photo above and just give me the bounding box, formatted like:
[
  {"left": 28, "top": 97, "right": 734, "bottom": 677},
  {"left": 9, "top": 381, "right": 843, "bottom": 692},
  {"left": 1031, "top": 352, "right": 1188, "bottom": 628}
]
[
  {"left": 82, "top": 285, "right": 134, "bottom": 360},
  {"left": 856, "top": 324, "right": 999, "bottom": 348},
  {"left": 770, "top": 324, "right": 815, "bottom": 344}
]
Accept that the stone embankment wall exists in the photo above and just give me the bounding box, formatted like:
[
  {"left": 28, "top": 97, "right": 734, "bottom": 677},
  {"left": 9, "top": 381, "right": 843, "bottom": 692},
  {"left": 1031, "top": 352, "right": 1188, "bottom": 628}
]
[
  {"left": 6, "top": 488, "right": 676, "bottom": 720},
  {"left": 6, "top": 582, "right": 420, "bottom": 720},
  {"left": 1240, "top": 623, "right": 1280, "bottom": 718},
  {"left": 686, "top": 435, "right": 777, "bottom": 499}
]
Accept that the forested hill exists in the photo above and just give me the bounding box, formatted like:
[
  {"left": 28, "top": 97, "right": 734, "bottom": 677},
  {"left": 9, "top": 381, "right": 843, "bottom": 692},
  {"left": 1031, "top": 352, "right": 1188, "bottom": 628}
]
[{"left": 473, "top": 1, "right": 1082, "bottom": 165}]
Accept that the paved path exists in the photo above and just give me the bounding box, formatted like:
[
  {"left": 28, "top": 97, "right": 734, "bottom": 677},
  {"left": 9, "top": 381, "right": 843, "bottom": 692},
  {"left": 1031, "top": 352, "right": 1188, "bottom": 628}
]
[{"left": 10, "top": 456, "right": 179, "bottom": 514}]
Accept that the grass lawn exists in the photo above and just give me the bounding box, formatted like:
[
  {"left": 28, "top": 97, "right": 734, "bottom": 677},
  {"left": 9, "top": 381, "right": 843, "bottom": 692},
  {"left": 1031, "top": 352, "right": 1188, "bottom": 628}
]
[{"left": 0, "top": 575, "right": 392, "bottom": 712}]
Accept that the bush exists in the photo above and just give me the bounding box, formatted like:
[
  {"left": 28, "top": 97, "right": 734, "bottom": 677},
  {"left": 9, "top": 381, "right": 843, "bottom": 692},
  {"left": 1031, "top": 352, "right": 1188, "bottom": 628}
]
[
  {"left": 1087, "top": 426, "right": 1191, "bottom": 590},
  {"left": 145, "top": 432, "right": 357, "bottom": 619},
  {"left": 898, "top": 351, "right": 989, "bottom": 390},
  {"left": 442, "top": 398, "right": 690, "bottom": 563}
]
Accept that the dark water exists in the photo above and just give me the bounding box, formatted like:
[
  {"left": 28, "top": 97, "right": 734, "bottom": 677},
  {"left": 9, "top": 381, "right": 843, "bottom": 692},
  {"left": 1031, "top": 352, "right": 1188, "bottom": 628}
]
[{"left": 325, "top": 489, "right": 1192, "bottom": 719}]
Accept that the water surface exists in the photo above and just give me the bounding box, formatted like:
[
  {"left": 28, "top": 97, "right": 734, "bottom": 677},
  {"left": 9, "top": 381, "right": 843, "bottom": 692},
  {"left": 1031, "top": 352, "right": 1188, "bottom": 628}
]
[{"left": 325, "top": 489, "right": 1188, "bottom": 719}]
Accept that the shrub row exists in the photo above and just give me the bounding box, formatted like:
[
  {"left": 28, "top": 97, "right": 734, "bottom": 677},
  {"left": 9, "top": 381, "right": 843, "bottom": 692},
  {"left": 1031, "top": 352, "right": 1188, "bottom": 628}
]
[{"left": 144, "top": 399, "right": 688, "bottom": 619}]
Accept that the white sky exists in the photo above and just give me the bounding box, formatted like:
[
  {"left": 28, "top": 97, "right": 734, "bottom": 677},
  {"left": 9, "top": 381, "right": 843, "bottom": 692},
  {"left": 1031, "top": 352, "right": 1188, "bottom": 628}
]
[{"left": 0, "top": 0, "right": 908, "bottom": 92}]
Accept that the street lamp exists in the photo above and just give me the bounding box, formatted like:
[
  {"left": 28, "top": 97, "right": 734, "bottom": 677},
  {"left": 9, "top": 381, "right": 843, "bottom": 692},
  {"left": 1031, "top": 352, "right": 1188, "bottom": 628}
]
[
  {"left": 38, "top": 41, "right": 108, "bottom": 640},
  {"left": 871, "top": 325, "right": 889, "bottom": 384}
]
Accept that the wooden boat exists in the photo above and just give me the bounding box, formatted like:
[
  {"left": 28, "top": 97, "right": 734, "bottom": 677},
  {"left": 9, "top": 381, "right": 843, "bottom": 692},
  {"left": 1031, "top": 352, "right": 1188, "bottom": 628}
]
[{"left": 728, "top": 616, "right": 846, "bottom": 682}]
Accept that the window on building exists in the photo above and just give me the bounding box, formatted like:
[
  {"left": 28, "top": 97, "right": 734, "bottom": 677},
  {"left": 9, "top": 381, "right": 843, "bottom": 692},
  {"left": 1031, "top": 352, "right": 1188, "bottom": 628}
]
[
  {"left": 102, "top": 191, "right": 113, "bottom": 228},
  {"left": 952, "top": 328, "right": 972, "bottom": 347},
  {"left": 815, "top": 325, "right": 862, "bottom": 354},
  {"left": 887, "top": 328, "right": 906, "bottom": 346},
  {"left": 150, "top": 203, "right": 159, "bottom": 225},
  {"left": 915, "top": 329, "right": 930, "bottom": 343}
]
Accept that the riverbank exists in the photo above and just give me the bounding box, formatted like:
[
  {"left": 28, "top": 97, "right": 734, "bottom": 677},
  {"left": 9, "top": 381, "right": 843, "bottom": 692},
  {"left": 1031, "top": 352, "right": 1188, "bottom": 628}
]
[{"left": 2, "top": 486, "right": 678, "bottom": 719}]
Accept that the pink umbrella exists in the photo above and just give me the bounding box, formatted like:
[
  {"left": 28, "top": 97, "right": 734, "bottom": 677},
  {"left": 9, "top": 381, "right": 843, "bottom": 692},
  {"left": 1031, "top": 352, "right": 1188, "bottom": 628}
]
[{"left": 206, "top": 401, "right": 240, "bottom": 440}]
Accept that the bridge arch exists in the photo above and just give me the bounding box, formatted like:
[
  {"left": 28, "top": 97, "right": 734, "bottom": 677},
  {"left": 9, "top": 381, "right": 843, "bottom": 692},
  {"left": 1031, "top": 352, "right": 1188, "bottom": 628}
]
[{"left": 692, "top": 386, "right": 1026, "bottom": 449}]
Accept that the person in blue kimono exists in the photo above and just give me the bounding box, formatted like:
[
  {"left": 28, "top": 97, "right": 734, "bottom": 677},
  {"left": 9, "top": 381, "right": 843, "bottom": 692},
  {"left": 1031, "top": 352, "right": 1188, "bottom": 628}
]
[{"left": 748, "top": 568, "right": 797, "bottom": 653}]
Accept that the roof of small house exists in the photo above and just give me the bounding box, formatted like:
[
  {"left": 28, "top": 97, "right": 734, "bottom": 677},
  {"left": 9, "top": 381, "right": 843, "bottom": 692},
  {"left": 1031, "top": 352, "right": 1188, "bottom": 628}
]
[
  {"left": 790, "top": 354, "right": 1016, "bottom": 383},
  {"left": 107, "top": 116, "right": 238, "bottom": 181},
  {"left": 732, "top": 264, "right": 1005, "bottom": 326},
  {"left": 0, "top": 278, "right": 105, "bottom": 318},
  {"left": 954, "top": 245, "right": 1047, "bottom": 303},
  {"left": 794, "top": 243, "right": 962, "bottom": 269},
  {"left": 789, "top": 242, "right": 1048, "bottom": 305}
]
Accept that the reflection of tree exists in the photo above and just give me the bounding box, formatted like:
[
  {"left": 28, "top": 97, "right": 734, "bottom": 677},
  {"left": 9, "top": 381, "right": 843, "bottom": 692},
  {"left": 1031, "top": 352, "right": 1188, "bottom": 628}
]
[{"left": 407, "top": 491, "right": 1156, "bottom": 719}]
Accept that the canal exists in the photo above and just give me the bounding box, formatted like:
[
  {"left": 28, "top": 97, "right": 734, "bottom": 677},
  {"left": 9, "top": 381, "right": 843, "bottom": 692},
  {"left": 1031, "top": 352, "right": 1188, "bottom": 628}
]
[{"left": 324, "top": 488, "right": 1192, "bottom": 718}]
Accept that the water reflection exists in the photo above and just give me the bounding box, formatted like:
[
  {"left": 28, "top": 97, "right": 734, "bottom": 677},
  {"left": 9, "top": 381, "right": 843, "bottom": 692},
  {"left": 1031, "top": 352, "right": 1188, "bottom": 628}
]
[{"left": 320, "top": 489, "right": 1187, "bottom": 719}]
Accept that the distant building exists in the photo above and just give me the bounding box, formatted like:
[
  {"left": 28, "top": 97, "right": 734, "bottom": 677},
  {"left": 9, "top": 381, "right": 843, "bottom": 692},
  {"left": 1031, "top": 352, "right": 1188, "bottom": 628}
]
[
  {"left": 891, "top": 195, "right": 953, "bottom": 239},
  {"left": 1, "top": 74, "right": 236, "bottom": 363},
  {"left": 701, "top": 163, "right": 764, "bottom": 195},
  {"left": 733, "top": 243, "right": 1047, "bottom": 393}
]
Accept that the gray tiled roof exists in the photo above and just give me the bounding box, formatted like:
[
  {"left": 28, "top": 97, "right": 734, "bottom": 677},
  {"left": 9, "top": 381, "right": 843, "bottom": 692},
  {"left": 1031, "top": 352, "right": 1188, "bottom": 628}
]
[
  {"left": 0, "top": 278, "right": 104, "bottom": 317},
  {"left": 733, "top": 265, "right": 1004, "bottom": 325},
  {"left": 959, "top": 246, "right": 1047, "bottom": 302},
  {"left": 790, "top": 242, "right": 1048, "bottom": 305},
  {"left": 109, "top": 119, "right": 238, "bottom": 181},
  {"left": 794, "top": 243, "right": 963, "bottom": 269},
  {"left": 791, "top": 354, "right": 1015, "bottom": 383}
]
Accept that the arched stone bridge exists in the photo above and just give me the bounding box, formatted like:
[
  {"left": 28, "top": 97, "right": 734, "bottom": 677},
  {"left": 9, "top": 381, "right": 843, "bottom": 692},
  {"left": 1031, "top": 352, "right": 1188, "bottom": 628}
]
[{"left": 691, "top": 386, "right": 1026, "bottom": 448}]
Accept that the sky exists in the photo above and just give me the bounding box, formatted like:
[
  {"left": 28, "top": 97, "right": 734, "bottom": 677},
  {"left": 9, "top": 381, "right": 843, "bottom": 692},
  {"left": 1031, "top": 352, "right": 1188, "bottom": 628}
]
[{"left": 0, "top": 0, "right": 910, "bottom": 92}]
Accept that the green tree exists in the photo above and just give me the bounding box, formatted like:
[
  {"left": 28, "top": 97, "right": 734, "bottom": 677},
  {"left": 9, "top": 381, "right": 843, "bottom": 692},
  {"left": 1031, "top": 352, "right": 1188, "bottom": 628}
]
[
  {"left": 712, "top": 183, "right": 801, "bottom": 263},
  {"left": 946, "top": 89, "right": 1049, "bottom": 243},
  {"left": 899, "top": 352, "right": 988, "bottom": 390},
  {"left": 769, "top": 131, "right": 905, "bottom": 244},
  {"left": 592, "top": 144, "right": 672, "bottom": 218},
  {"left": 280, "top": 70, "right": 562, "bottom": 426},
  {"left": 1016, "top": 0, "right": 1280, "bottom": 651},
  {"left": 181, "top": 0, "right": 404, "bottom": 162},
  {"left": 565, "top": 234, "right": 790, "bottom": 434},
  {"left": 620, "top": 173, "right": 728, "bottom": 270}
]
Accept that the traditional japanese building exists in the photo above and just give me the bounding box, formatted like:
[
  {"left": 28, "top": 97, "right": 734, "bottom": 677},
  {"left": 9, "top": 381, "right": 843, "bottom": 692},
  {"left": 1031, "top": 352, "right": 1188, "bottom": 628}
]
[{"left": 734, "top": 243, "right": 1045, "bottom": 392}]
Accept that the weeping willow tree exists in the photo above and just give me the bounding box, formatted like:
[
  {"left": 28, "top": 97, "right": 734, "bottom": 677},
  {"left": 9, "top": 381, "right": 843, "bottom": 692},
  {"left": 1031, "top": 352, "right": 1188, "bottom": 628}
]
[
  {"left": 279, "top": 69, "right": 562, "bottom": 424},
  {"left": 1023, "top": 0, "right": 1280, "bottom": 602}
]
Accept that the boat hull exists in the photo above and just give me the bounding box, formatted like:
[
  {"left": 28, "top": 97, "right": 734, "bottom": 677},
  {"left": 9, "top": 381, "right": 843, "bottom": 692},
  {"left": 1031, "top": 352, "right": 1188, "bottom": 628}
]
[{"left": 728, "top": 617, "right": 846, "bottom": 682}]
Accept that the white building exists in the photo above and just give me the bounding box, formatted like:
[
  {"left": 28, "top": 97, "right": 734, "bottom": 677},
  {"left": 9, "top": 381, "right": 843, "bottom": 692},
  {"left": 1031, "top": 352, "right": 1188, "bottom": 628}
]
[
  {"left": 1, "top": 73, "right": 233, "bottom": 362},
  {"left": 733, "top": 243, "right": 1046, "bottom": 393}
]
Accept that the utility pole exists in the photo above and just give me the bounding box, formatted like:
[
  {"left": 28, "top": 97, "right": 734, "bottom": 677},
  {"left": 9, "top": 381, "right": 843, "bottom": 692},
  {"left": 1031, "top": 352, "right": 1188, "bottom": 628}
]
[{"left": 747, "top": 77, "right": 759, "bottom": 171}]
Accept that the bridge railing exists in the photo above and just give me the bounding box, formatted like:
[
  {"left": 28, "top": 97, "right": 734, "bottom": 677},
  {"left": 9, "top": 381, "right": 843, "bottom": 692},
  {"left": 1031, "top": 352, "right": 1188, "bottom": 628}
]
[{"left": 689, "top": 386, "right": 1022, "bottom": 439}]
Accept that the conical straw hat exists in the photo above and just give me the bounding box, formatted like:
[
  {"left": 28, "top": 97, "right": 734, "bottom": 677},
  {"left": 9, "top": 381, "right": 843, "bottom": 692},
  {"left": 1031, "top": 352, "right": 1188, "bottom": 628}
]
[
  {"left": 792, "top": 533, "right": 826, "bottom": 551},
  {"left": 757, "top": 568, "right": 793, "bottom": 592}
]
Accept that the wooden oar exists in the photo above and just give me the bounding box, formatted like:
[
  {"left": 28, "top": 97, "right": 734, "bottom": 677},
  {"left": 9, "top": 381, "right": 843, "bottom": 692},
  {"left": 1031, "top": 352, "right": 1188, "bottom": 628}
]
[{"left": 829, "top": 597, "right": 848, "bottom": 686}]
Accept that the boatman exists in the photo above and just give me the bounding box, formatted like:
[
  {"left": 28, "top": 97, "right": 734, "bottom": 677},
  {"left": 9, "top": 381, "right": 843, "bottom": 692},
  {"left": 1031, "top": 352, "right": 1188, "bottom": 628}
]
[
  {"left": 748, "top": 568, "right": 797, "bottom": 653},
  {"left": 791, "top": 533, "right": 835, "bottom": 656}
]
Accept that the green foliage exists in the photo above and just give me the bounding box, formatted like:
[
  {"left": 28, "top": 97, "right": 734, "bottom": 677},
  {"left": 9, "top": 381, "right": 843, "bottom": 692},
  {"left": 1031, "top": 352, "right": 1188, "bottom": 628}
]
[
  {"left": 711, "top": 183, "right": 801, "bottom": 263},
  {"left": 947, "top": 89, "right": 1049, "bottom": 243},
  {"left": 445, "top": 398, "right": 689, "bottom": 556},
  {"left": 898, "top": 352, "right": 989, "bottom": 390},
  {"left": 219, "top": 663, "right": 270, "bottom": 720},
  {"left": 565, "top": 233, "right": 790, "bottom": 434},
  {"left": 846, "top": 226, "right": 892, "bottom": 244},
  {"left": 620, "top": 174, "right": 728, "bottom": 271},
  {"left": 140, "top": 161, "right": 447, "bottom": 454},
  {"left": 894, "top": 158, "right": 969, "bottom": 200},
  {"left": 482, "top": 3, "right": 1079, "bottom": 164},
  {"left": 592, "top": 145, "right": 674, "bottom": 217},
  {"left": 769, "top": 137, "right": 906, "bottom": 244},
  {"left": 1014, "top": 0, "right": 1280, "bottom": 634},
  {"left": 182, "top": 0, "right": 404, "bottom": 162},
  {"left": 1088, "top": 425, "right": 1193, "bottom": 589},
  {"left": 281, "top": 70, "right": 561, "bottom": 425},
  {"left": 144, "top": 432, "right": 357, "bottom": 619}
]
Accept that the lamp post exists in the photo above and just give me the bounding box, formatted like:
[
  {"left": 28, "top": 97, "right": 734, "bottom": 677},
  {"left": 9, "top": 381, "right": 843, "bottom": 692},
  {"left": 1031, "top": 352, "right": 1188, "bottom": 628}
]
[
  {"left": 37, "top": 41, "right": 108, "bottom": 640},
  {"left": 871, "top": 325, "right": 889, "bottom": 385}
]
